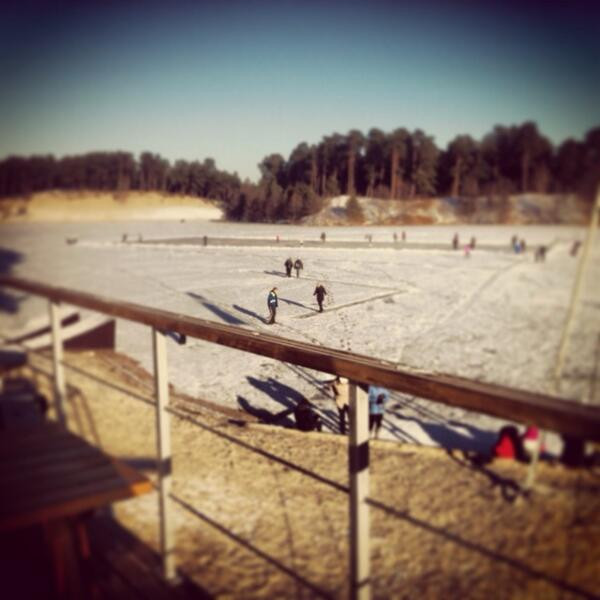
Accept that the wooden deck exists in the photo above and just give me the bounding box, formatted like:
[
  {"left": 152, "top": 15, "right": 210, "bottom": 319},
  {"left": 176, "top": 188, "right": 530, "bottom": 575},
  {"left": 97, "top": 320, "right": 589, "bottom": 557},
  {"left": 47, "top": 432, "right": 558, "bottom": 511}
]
[{"left": 0, "top": 512, "right": 209, "bottom": 599}]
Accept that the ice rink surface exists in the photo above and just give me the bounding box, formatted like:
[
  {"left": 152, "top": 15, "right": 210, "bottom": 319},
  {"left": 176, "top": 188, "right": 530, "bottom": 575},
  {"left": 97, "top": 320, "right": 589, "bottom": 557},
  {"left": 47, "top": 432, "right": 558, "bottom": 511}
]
[{"left": 1, "top": 220, "right": 598, "bottom": 455}]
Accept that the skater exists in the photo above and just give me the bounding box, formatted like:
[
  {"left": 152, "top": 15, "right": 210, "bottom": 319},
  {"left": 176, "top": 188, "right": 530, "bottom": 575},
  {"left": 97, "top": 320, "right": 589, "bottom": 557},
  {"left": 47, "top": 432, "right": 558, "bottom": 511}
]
[
  {"left": 294, "top": 258, "right": 304, "bottom": 278},
  {"left": 570, "top": 240, "right": 581, "bottom": 256},
  {"left": 295, "top": 398, "right": 322, "bottom": 432},
  {"left": 452, "top": 233, "right": 459, "bottom": 250},
  {"left": 511, "top": 235, "right": 518, "bottom": 250},
  {"left": 402, "top": 230, "right": 406, "bottom": 242},
  {"left": 368, "top": 385, "right": 389, "bottom": 439},
  {"left": 284, "top": 257, "right": 293, "bottom": 277},
  {"left": 393, "top": 232, "right": 398, "bottom": 243},
  {"left": 313, "top": 283, "right": 327, "bottom": 312},
  {"left": 267, "top": 287, "right": 278, "bottom": 324},
  {"left": 520, "top": 239, "right": 527, "bottom": 253},
  {"left": 320, "top": 231, "right": 326, "bottom": 243},
  {"left": 470, "top": 236, "right": 476, "bottom": 249},
  {"left": 330, "top": 376, "right": 350, "bottom": 434},
  {"left": 464, "top": 244, "right": 471, "bottom": 258}
]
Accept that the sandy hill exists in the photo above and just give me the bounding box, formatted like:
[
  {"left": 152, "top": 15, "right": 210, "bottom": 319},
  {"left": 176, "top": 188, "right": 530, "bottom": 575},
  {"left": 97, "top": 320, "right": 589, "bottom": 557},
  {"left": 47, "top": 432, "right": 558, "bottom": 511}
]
[
  {"left": 0, "top": 190, "right": 222, "bottom": 222},
  {"left": 0, "top": 190, "right": 591, "bottom": 225}
]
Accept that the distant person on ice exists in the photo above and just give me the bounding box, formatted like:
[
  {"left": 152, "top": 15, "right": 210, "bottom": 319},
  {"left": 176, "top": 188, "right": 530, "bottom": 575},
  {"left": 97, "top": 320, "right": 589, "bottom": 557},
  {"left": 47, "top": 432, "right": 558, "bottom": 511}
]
[
  {"left": 452, "top": 233, "right": 459, "bottom": 250},
  {"left": 267, "top": 287, "right": 278, "bottom": 324},
  {"left": 368, "top": 385, "right": 389, "bottom": 439},
  {"left": 284, "top": 258, "right": 293, "bottom": 277},
  {"left": 313, "top": 283, "right": 327, "bottom": 312},
  {"left": 535, "top": 246, "right": 547, "bottom": 262},
  {"left": 295, "top": 398, "right": 322, "bottom": 432},
  {"left": 294, "top": 258, "right": 304, "bottom": 278}
]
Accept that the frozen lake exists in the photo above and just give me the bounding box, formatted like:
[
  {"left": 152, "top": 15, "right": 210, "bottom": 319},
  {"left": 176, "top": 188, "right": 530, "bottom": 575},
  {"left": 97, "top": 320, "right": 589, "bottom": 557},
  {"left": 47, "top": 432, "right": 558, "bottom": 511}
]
[{"left": 1, "top": 220, "right": 597, "bottom": 455}]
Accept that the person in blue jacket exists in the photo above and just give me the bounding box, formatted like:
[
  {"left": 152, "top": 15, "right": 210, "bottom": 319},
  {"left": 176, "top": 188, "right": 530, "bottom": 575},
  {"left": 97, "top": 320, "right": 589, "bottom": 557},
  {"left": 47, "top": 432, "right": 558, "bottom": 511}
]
[
  {"left": 267, "top": 287, "right": 278, "bottom": 324},
  {"left": 368, "top": 385, "right": 390, "bottom": 439}
]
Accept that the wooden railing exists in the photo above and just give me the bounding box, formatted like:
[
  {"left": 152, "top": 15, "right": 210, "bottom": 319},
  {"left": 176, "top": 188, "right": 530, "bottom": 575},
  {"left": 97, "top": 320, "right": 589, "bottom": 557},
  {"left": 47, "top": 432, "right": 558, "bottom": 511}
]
[{"left": 2, "top": 274, "right": 599, "bottom": 600}]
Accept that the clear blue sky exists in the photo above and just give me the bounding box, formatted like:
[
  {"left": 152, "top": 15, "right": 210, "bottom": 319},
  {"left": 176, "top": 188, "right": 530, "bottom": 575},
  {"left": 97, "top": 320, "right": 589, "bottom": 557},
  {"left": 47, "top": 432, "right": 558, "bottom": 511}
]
[{"left": 1, "top": 0, "right": 598, "bottom": 181}]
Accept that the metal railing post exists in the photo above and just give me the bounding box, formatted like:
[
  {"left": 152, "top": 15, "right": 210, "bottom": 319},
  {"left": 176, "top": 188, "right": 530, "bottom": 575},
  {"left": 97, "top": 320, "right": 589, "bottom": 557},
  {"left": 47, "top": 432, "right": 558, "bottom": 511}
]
[
  {"left": 49, "top": 301, "right": 67, "bottom": 427},
  {"left": 152, "top": 327, "right": 176, "bottom": 581},
  {"left": 349, "top": 382, "right": 371, "bottom": 600}
]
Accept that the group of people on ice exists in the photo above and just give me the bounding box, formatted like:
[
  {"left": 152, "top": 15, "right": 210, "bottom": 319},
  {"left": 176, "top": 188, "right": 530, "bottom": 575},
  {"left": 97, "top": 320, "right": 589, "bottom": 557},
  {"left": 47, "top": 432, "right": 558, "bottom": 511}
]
[
  {"left": 295, "top": 378, "right": 390, "bottom": 439},
  {"left": 267, "top": 259, "right": 328, "bottom": 324},
  {"left": 284, "top": 257, "right": 303, "bottom": 278}
]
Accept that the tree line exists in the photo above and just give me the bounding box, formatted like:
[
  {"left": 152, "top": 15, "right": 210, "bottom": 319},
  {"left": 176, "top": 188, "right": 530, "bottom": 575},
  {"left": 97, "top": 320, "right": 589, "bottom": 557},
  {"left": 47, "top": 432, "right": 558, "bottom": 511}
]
[
  {"left": 1, "top": 121, "right": 598, "bottom": 222},
  {"left": 0, "top": 152, "right": 240, "bottom": 204}
]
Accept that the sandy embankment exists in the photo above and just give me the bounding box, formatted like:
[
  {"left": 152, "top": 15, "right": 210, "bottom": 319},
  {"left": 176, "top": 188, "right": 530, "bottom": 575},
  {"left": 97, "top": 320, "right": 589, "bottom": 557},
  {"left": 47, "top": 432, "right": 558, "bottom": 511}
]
[
  {"left": 0, "top": 190, "right": 223, "bottom": 222},
  {"left": 11, "top": 349, "right": 600, "bottom": 599}
]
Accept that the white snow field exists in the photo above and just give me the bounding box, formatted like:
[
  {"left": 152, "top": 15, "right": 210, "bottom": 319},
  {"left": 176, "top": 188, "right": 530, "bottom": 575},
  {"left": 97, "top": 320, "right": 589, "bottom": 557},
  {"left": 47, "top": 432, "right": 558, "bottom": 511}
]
[{"left": 1, "top": 220, "right": 598, "bottom": 456}]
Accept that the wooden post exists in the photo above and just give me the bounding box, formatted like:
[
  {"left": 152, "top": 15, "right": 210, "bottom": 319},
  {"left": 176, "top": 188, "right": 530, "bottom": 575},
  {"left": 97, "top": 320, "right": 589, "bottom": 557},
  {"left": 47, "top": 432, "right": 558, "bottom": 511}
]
[
  {"left": 152, "top": 327, "right": 176, "bottom": 581},
  {"left": 349, "top": 382, "right": 370, "bottom": 600},
  {"left": 49, "top": 301, "right": 67, "bottom": 427}
]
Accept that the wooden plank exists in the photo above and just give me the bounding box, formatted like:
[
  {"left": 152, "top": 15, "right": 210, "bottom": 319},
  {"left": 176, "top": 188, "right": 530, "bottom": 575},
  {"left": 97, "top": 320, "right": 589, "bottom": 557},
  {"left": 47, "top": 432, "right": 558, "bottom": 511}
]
[
  {"left": 0, "top": 452, "right": 109, "bottom": 489},
  {"left": 1, "top": 275, "right": 599, "bottom": 440},
  {"left": 24, "top": 316, "right": 115, "bottom": 351},
  {"left": 0, "top": 432, "right": 92, "bottom": 456},
  {"left": 0, "top": 455, "right": 150, "bottom": 512},
  {"left": 0, "top": 463, "right": 152, "bottom": 532},
  {"left": 0, "top": 465, "right": 125, "bottom": 513},
  {"left": 1, "top": 310, "right": 79, "bottom": 345}
]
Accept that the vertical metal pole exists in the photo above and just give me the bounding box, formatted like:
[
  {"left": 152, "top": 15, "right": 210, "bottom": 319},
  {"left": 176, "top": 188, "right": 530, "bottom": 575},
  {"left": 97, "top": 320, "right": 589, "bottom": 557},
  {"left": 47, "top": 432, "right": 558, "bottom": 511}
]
[
  {"left": 49, "top": 301, "right": 67, "bottom": 427},
  {"left": 527, "top": 188, "right": 600, "bottom": 489},
  {"left": 554, "top": 187, "right": 600, "bottom": 390},
  {"left": 152, "top": 327, "right": 176, "bottom": 581},
  {"left": 349, "top": 382, "right": 370, "bottom": 600}
]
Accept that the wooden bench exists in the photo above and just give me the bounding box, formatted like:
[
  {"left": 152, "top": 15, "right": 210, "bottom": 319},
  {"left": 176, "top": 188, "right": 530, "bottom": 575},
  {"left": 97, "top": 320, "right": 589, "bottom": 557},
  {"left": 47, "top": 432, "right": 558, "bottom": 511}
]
[{"left": 0, "top": 422, "right": 152, "bottom": 598}]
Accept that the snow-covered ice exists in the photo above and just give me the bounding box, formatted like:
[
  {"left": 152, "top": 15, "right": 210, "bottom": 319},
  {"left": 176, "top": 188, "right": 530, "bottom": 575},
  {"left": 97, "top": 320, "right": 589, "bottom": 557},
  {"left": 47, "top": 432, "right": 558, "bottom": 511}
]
[{"left": 1, "top": 220, "right": 597, "bottom": 456}]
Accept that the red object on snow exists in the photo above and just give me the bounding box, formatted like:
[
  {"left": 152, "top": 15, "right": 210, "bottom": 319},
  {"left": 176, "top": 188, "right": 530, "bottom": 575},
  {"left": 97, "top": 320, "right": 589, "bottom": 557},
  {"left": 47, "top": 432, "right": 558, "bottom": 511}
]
[{"left": 494, "top": 434, "right": 516, "bottom": 458}]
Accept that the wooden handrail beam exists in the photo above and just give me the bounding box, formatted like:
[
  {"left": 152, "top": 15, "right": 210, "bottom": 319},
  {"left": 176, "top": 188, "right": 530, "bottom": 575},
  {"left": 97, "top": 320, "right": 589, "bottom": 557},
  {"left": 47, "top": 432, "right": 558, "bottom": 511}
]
[{"left": 2, "top": 275, "right": 599, "bottom": 440}]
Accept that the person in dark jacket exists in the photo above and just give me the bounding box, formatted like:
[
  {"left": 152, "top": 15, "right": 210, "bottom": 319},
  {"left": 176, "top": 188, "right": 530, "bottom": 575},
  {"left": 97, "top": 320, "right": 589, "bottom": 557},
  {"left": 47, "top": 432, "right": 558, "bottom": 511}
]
[
  {"left": 284, "top": 258, "right": 293, "bottom": 277},
  {"left": 294, "top": 258, "right": 304, "bottom": 278},
  {"left": 313, "top": 283, "right": 327, "bottom": 312},
  {"left": 267, "top": 287, "right": 278, "bottom": 324},
  {"left": 295, "top": 398, "right": 322, "bottom": 432}
]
